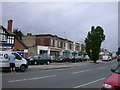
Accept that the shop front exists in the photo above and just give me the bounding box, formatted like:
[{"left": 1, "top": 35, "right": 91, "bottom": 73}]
[
  {"left": 1, "top": 44, "right": 14, "bottom": 51},
  {"left": 72, "top": 51, "right": 78, "bottom": 57},
  {"left": 63, "top": 50, "right": 70, "bottom": 56},
  {"left": 37, "top": 46, "right": 49, "bottom": 55},
  {"left": 50, "top": 48, "right": 62, "bottom": 59}
]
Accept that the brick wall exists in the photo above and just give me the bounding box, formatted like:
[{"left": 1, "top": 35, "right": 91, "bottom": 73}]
[
  {"left": 22, "top": 35, "right": 36, "bottom": 47},
  {"left": 36, "top": 38, "right": 50, "bottom": 46},
  {"left": 14, "top": 38, "right": 26, "bottom": 50}
]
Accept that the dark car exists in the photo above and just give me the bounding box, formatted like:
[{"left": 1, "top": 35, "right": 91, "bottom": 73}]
[
  {"left": 28, "top": 54, "right": 51, "bottom": 65},
  {"left": 66, "top": 56, "right": 74, "bottom": 62},
  {"left": 70, "top": 56, "right": 84, "bottom": 62},
  {"left": 75, "top": 56, "right": 84, "bottom": 62},
  {"left": 117, "top": 55, "right": 120, "bottom": 62},
  {"left": 101, "top": 65, "right": 120, "bottom": 90},
  {"left": 56, "top": 55, "right": 67, "bottom": 62}
]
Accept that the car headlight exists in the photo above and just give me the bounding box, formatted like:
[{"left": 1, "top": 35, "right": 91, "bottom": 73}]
[{"left": 103, "top": 83, "right": 112, "bottom": 88}]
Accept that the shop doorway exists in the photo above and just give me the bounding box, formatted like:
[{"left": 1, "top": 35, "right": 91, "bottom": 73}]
[{"left": 39, "top": 50, "right": 48, "bottom": 55}]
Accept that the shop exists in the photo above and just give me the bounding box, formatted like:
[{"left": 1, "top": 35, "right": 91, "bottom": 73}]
[
  {"left": 1, "top": 44, "right": 14, "bottom": 51},
  {"left": 72, "top": 51, "right": 78, "bottom": 57},
  {"left": 50, "top": 48, "right": 62, "bottom": 57},
  {"left": 37, "top": 46, "right": 50, "bottom": 55},
  {"left": 63, "top": 50, "right": 70, "bottom": 56}
]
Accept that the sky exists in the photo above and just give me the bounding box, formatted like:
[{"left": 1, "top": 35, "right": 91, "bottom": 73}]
[{"left": 1, "top": 2, "right": 118, "bottom": 52}]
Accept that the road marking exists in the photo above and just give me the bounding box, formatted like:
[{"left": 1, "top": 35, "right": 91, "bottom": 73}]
[
  {"left": 45, "top": 70, "right": 52, "bottom": 71},
  {"left": 8, "top": 75, "right": 56, "bottom": 83},
  {"left": 72, "top": 70, "right": 91, "bottom": 74},
  {"left": 73, "top": 77, "right": 106, "bottom": 88}
]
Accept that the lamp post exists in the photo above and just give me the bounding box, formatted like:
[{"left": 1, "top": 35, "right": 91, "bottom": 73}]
[{"left": 79, "top": 41, "right": 85, "bottom": 56}]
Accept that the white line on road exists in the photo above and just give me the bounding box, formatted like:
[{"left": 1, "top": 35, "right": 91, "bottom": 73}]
[
  {"left": 8, "top": 75, "right": 56, "bottom": 83},
  {"left": 72, "top": 70, "right": 92, "bottom": 74},
  {"left": 73, "top": 77, "right": 106, "bottom": 88}
]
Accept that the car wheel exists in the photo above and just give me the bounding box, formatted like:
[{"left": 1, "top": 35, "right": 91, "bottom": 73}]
[
  {"left": 34, "top": 61, "right": 37, "bottom": 65},
  {"left": 20, "top": 65, "right": 26, "bottom": 72},
  {"left": 46, "top": 61, "right": 50, "bottom": 65}
]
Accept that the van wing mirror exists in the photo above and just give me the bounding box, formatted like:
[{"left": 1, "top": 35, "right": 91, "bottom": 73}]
[{"left": 111, "top": 69, "right": 115, "bottom": 72}]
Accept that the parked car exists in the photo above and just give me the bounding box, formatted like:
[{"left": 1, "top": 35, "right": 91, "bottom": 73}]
[
  {"left": 102, "top": 55, "right": 112, "bottom": 61},
  {"left": 56, "top": 55, "right": 67, "bottom": 62},
  {"left": 28, "top": 54, "right": 51, "bottom": 65},
  {"left": 67, "top": 56, "right": 74, "bottom": 62},
  {"left": 117, "top": 55, "right": 120, "bottom": 62},
  {"left": 71, "top": 56, "right": 84, "bottom": 62},
  {"left": 101, "top": 65, "right": 120, "bottom": 90},
  {"left": 84, "top": 55, "right": 90, "bottom": 61}
]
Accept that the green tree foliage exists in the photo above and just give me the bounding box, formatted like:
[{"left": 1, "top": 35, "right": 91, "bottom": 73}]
[
  {"left": 116, "top": 47, "right": 120, "bottom": 55},
  {"left": 13, "top": 29, "right": 24, "bottom": 40},
  {"left": 85, "top": 26, "right": 105, "bottom": 63}
]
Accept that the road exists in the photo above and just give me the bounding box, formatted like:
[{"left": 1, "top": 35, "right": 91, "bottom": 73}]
[{"left": 2, "top": 60, "right": 118, "bottom": 89}]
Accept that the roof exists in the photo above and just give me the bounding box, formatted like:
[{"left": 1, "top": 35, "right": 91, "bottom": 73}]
[
  {"left": 0, "top": 25, "right": 28, "bottom": 49},
  {"left": 35, "top": 34, "right": 73, "bottom": 43},
  {"left": 0, "top": 25, "right": 15, "bottom": 36},
  {"left": 15, "top": 36, "right": 28, "bottom": 49}
]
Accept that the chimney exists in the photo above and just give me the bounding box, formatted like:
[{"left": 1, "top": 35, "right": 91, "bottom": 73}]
[{"left": 7, "top": 20, "right": 13, "bottom": 32}]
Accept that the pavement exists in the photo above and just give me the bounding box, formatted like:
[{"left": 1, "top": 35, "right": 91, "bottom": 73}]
[{"left": 28, "top": 60, "right": 104, "bottom": 70}]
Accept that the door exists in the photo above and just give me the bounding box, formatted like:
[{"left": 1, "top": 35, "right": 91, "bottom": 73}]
[{"left": 14, "top": 53, "right": 23, "bottom": 67}]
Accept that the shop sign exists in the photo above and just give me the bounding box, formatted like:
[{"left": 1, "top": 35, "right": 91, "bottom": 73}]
[{"left": 50, "top": 48, "right": 62, "bottom": 51}]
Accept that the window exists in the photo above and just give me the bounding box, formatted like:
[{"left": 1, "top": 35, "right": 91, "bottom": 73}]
[
  {"left": 55, "top": 40, "right": 57, "bottom": 47},
  {"left": 0, "top": 34, "right": 2, "bottom": 41},
  {"left": 7, "top": 36, "right": 14, "bottom": 44},
  {"left": 65, "top": 42, "right": 68, "bottom": 49},
  {"left": 51, "top": 39, "right": 53, "bottom": 46},
  {"left": 63, "top": 42, "right": 65, "bottom": 48},
  {"left": 59, "top": 41, "right": 61, "bottom": 47},
  {"left": 0, "top": 34, "right": 7, "bottom": 41},
  {"left": 14, "top": 53, "right": 22, "bottom": 60}
]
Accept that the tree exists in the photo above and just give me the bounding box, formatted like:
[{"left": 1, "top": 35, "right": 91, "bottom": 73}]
[
  {"left": 116, "top": 47, "right": 120, "bottom": 55},
  {"left": 85, "top": 26, "right": 105, "bottom": 63},
  {"left": 13, "top": 28, "right": 24, "bottom": 40}
]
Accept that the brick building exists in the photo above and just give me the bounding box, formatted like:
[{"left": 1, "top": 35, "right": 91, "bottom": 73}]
[
  {"left": 0, "top": 20, "right": 28, "bottom": 58},
  {"left": 22, "top": 33, "right": 81, "bottom": 57}
]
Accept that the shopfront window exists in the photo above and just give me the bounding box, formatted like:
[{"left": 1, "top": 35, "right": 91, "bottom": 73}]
[{"left": 39, "top": 50, "right": 48, "bottom": 55}]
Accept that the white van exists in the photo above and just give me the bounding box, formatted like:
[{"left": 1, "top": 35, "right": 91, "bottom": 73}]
[
  {"left": 0, "top": 50, "right": 28, "bottom": 72},
  {"left": 102, "top": 55, "right": 111, "bottom": 61}
]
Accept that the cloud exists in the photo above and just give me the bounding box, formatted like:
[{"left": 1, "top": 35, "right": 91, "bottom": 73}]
[{"left": 2, "top": 2, "right": 118, "bottom": 52}]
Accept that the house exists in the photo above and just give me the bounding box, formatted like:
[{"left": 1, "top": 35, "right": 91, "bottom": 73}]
[
  {"left": 0, "top": 20, "right": 28, "bottom": 58},
  {"left": 22, "top": 33, "right": 81, "bottom": 57}
]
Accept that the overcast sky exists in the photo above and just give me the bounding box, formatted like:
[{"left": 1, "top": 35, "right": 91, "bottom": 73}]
[{"left": 2, "top": 2, "right": 118, "bottom": 52}]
